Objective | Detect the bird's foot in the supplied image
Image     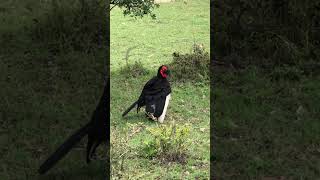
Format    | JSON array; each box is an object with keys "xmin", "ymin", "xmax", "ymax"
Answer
[{"xmin": 146, "ymin": 112, "xmax": 157, "ymax": 121}]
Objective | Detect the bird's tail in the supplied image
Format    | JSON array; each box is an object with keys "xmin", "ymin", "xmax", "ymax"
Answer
[
  {"xmin": 38, "ymin": 123, "xmax": 91, "ymax": 174},
  {"xmin": 122, "ymin": 101, "xmax": 138, "ymax": 117}
]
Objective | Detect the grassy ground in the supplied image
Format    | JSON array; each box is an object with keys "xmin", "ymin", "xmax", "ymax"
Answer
[
  {"xmin": 0, "ymin": 1, "xmax": 107, "ymax": 179},
  {"xmin": 110, "ymin": 0, "xmax": 210, "ymax": 179},
  {"xmin": 110, "ymin": 0, "xmax": 210, "ymax": 70},
  {"xmin": 213, "ymin": 66, "xmax": 320, "ymax": 179}
]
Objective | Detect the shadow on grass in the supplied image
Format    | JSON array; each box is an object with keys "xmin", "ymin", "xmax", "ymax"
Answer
[{"xmin": 36, "ymin": 161, "xmax": 105, "ymax": 180}]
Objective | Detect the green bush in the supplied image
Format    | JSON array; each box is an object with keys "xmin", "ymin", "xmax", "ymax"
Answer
[
  {"xmin": 141, "ymin": 123, "xmax": 190, "ymax": 164},
  {"xmin": 169, "ymin": 43, "xmax": 209, "ymax": 83}
]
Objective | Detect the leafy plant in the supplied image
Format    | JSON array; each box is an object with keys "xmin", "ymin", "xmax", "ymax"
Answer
[
  {"xmin": 169, "ymin": 43, "xmax": 209, "ymax": 83},
  {"xmin": 110, "ymin": 0, "xmax": 160, "ymax": 19},
  {"xmin": 141, "ymin": 122, "xmax": 191, "ymax": 164}
]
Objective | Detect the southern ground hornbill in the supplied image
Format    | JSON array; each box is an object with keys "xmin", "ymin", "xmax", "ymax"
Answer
[{"xmin": 122, "ymin": 65, "xmax": 171, "ymax": 123}]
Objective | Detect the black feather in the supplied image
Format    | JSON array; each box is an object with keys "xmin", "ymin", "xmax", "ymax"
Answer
[
  {"xmin": 122, "ymin": 100, "xmax": 138, "ymax": 117},
  {"xmin": 38, "ymin": 123, "xmax": 91, "ymax": 174}
]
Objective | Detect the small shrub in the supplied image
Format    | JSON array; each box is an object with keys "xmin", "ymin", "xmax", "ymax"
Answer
[
  {"xmin": 141, "ymin": 123, "xmax": 191, "ymax": 164},
  {"xmin": 120, "ymin": 61, "xmax": 149, "ymax": 78},
  {"xmin": 169, "ymin": 43, "xmax": 209, "ymax": 83}
]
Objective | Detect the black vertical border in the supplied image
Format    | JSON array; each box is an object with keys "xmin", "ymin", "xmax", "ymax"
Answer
[
  {"xmin": 210, "ymin": 0, "xmax": 214, "ymax": 179},
  {"xmin": 105, "ymin": 0, "xmax": 111, "ymax": 178}
]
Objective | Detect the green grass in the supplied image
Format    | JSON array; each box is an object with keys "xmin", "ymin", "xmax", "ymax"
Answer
[
  {"xmin": 0, "ymin": 1, "xmax": 107, "ymax": 179},
  {"xmin": 110, "ymin": 0, "xmax": 210, "ymax": 71},
  {"xmin": 110, "ymin": 0, "xmax": 210, "ymax": 179},
  {"xmin": 213, "ymin": 66, "xmax": 320, "ymax": 179}
]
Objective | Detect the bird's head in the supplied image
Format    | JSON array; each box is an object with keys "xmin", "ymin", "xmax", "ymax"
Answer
[{"xmin": 158, "ymin": 65, "xmax": 170, "ymax": 79}]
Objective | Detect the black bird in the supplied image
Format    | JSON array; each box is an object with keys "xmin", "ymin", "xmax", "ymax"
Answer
[
  {"xmin": 38, "ymin": 82, "xmax": 109, "ymax": 174},
  {"xmin": 122, "ymin": 65, "xmax": 171, "ymax": 123}
]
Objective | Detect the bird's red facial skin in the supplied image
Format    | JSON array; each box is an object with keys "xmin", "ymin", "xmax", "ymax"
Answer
[{"xmin": 160, "ymin": 66, "xmax": 167, "ymax": 78}]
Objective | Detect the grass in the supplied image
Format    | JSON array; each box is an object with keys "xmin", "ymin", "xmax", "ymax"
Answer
[
  {"xmin": 110, "ymin": 0, "xmax": 210, "ymax": 71},
  {"xmin": 0, "ymin": 0, "xmax": 107, "ymax": 179},
  {"xmin": 213, "ymin": 66, "xmax": 320, "ymax": 179},
  {"xmin": 110, "ymin": 0, "xmax": 210, "ymax": 179}
]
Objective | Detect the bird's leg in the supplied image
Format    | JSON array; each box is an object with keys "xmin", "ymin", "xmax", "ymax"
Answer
[
  {"xmin": 90, "ymin": 141, "xmax": 102, "ymax": 160},
  {"xmin": 86, "ymin": 136, "xmax": 94, "ymax": 163}
]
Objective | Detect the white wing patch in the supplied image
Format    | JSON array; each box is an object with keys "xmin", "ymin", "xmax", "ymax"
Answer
[{"xmin": 157, "ymin": 93, "xmax": 171, "ymax": 123}]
